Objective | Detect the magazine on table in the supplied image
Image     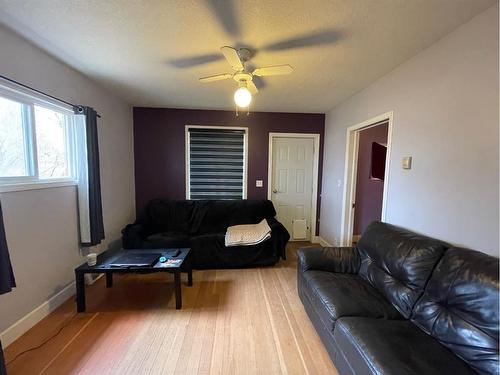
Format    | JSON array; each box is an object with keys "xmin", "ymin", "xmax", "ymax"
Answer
[{"xmin": 157, "ymin": 258, "xmax": 183, "ymax": 268}]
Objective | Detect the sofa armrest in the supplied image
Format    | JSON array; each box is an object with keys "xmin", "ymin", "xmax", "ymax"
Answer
[
  {"xmin": 121, "ymin": 223, "xmax": 145, "ymax": 249},
  {"xmin": 297, "ymin": 246, "xmax": 360, "ymax": 274}
]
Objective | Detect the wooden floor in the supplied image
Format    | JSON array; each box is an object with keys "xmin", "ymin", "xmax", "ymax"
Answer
[{"xmin": 5, "ymin": 243, "xmax": 337, "ymax": 375}]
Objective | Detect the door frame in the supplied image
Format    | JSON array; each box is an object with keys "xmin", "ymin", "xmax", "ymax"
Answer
[
  {"xmin": 267, "ymin": 132, "xmax": 321, "ymax": 242},
  {"xmin": 340, "ymin": 111, "xmax": 394, "ymax": 246}
]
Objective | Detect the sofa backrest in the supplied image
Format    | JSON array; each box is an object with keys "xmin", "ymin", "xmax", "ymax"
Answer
[
  {"xmin": 411, "ymin": 247, "xmax": 499, "ymax": 375},
  {"xmin": 141, "ymin": 199, "xmax": 276, "ymax": 234},
  {"xmin": 143, "ymin": 199, "xmax": 198, "ymax": 234},
  {"xmin": 198, "ymin": 199, "xmax": 276, "ymax": 233},
  {"xmin": 356, "ymin": 221, "xmax": 448, "ymax": 318}
]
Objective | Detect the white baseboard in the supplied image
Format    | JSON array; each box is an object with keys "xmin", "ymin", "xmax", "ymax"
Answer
[{"xmin": 0, "ymin": 281, "xmax": 76, "ymax": 348}]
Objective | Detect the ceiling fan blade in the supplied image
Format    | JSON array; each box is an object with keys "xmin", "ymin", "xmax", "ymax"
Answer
[
  {"xmin": 169, "ymin": 53, "xmax": 222, "ymax": 68},
  {"xmin": 247, "ymin": 80, "xmax": 258, "ymax": 94},
  {"xmin": 199, "ymin": 73, "xmax": 233, "ymax": 83},
  {"xmin": 205, "ymin": 0, "xmax": 240, "ymax": 37},
  {"xmin": 252, "ymin": 65, "xmax": 293, "ymax": 77},
  {"xmin": 221, "ymin": 46, "xmax": 244, "ymax": 71},
  {"xmin": 262, "ymin": 29, "xmax": 342, "ymax": 51},
  {"xmin": 252, "ymin": 75, "xmax": 267, "ymax": 90}
]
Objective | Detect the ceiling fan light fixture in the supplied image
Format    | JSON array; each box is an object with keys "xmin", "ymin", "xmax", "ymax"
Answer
[
  {"xmin": 198, "ymin": 46, "xmax": 293, "ymax": 109},
  {"xmin": 234, "ymin": 86, "xmax": 252, "ymax": 108}
]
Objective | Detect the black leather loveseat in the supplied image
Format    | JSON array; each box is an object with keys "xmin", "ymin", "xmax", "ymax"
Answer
[
  {"xmin": 122, "ymin": 199, "xmax": 290, "ymax": 269},
  {"xmin": 298, "ymin": 221, "xmax": 499, "ymax": 375}
]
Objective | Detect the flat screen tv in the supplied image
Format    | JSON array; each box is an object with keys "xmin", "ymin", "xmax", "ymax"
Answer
[{"xmin": 370, "ymin": 142, "xmax": 387, "ymax": 180}]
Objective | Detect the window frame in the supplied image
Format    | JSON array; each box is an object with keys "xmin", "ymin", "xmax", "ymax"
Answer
[
  {"xmin": 185, "ymin": 125, "xmax": 248, "ymax": 200},
  {"xmin": 0, "ymin": 81, "xmax": 78, "ymax": 192}
]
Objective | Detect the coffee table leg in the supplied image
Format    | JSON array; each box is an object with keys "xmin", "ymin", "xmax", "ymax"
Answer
[
  {"xmin": 174, "ymin": 271, "xmax": 182, "ymax": 309},
  {"xmin": 106, "ymin": 273, "xmax": 113, "ymax": 288},
  {"xmin": 186, "ymin": 253, "xmax": 193, "ymax": 287},
  {"xmin": 76, "ymin": 272, "xmax": 86, "ymax": 312}
]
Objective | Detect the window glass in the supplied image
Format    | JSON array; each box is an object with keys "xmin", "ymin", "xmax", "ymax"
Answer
[
  {"xmin": 0, "ymin": 96, "xmax": 30, "ymax": 177},
  {"xmin": 188, "ymin": 128, "xmax": 246, "ymax": 200},
  {"xmin": 34, "ymin": 105, "xmax": 70, "ymax": 179}
]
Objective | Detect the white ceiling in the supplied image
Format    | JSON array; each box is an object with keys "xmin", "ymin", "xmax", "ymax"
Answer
[{"xmin": 0, "ymin": 0, "xmax": 495, "ymax": 113}]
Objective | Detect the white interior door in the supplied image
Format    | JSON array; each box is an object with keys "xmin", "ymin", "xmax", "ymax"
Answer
[{"xmin": 271, "ymin": 137, "xmax": 314, "ymax": 241}]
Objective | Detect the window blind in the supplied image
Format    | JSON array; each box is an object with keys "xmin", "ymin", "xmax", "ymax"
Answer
[{"xmin": 188, "ymin": 128, "xmax": 245, "ymax": 200}]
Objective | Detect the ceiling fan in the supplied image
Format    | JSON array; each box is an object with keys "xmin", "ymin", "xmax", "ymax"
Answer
[{"xmin": 199, "ymin": 46, "xmax": 293, "ymax": 108}]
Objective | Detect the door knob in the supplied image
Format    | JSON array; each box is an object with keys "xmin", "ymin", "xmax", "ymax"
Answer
[{"xmin": 273, "ymin": 189, "xmax": 278, "ymax": 193}]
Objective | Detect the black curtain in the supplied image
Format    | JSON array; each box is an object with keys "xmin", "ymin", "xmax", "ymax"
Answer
[
  {"xmin": 0, "ymin": 199, "xmax": 15, "ymax": 374},
  {"xmin": 0, "ymin": 200, "xmax": 15, "ymax": 295},
  {"xmin": 74, "ymin": 106, "xmax": 105, "ymax": 246}
]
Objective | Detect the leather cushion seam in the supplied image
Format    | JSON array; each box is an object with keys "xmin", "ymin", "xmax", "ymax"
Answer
[
  {"xmin": 332, "ymin": 333, "xmax": 358, "ymax": 375},
  {"xmin": 301, "ymin": 277, "xmax": 335, "ymax": 327},
  {"xmin": 337, "ymin": 322, "xmax": 382, "ymax": 375}
]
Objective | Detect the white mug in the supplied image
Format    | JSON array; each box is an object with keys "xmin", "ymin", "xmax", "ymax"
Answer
[{"xmin": 87, "ymin": 253, "xmax": 97, "ymax": 266}]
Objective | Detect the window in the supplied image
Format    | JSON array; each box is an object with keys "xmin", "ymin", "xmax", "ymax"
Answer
[
  {"xmin": 0, "ymin": 96, "xmax": 31, "ymax": 177},
  {"xmin": 0, "ymin": 83, "xmax": 76, "ymax": 187},
  {"xmin": 186, "ymin": 127, "xmax": 247, "ymax": 200}
]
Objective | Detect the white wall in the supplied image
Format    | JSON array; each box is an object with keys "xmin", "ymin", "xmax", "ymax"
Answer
[
  {"xmin": 0, "ymin": 24, "xmax": 135, "ymax": 335},
  {"xmin": 320, "ymin": 4, "xmax": 499, "ymax": 256}
]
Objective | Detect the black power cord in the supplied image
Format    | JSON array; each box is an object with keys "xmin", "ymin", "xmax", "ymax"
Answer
[{"xmin": 5, "ymin": 312, "xmax": 78, "ymax": 366}]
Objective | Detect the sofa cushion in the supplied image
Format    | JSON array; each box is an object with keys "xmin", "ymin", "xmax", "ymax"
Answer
[
  {"xmin": 146, "ymin": 232, "xmax": 191, "ymax": 248},
  {"xmin": 411, "ymin": 247, "xmax": 499, "ymax": 375},
  {"xmin": 300, "ymin": 270, "xmax": 402, "ymax": 331},
  {"xmin": 357, "ymin": 221, "xmax": 448, "ymax": 318},
  {"xmin": 334, "ymin": 317, "xmax": 476, "ymax": 375}
]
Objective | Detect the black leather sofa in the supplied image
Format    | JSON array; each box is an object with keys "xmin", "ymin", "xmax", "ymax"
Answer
[
  {"xmin": 298, "ymin": 221, "xmax": 499, "ymax": 375},
  {"xmin": 122, "ymin": 199, "xmax": 290, "ymax": 269}
]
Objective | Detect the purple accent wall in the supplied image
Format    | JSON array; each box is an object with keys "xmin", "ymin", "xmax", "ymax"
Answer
[
  {"xmin": 353, "ymin": 123, "xmax": 389, "ymax": 235},
  {"xmin": 133, "ymin": 107, "xmax": 325, "ymax": 234}
]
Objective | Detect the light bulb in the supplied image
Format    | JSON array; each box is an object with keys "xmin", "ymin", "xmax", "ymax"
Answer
[{"xmin": 234, "ymin": 87, "xmax": 252, "ymax": 108}]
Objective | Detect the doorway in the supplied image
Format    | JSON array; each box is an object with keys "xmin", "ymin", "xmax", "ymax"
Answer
[
  {"xmin": 340, "ymin": 112, "xmax": 393, "ymax": 246},
  {"xmin": 268, "ymin": 133, "xmax": 320, "ymax": 241}
]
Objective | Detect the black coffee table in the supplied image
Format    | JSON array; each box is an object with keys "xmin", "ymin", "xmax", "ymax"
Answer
[{"xmin": 74, "ymin": 248, "xmax": 192, "ymax": 312}]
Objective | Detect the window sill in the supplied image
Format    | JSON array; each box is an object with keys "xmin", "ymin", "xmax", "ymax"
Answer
[{"xmin": 0, "ymin": 180, "xmax": 78, "ymax": 193}]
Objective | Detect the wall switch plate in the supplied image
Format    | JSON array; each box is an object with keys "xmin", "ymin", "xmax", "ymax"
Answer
[
  {"xmin": 256, "ymin": 180, "xmax": 263, "ymax": 187},
  {"xmin": 402, "ymin": 156, "xmax": 412, "ymax": 169}
]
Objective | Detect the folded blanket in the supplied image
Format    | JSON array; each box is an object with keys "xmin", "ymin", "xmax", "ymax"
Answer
[{"xmin": 225, "ymin": 219, "xmax": 272, "ymax": 247}]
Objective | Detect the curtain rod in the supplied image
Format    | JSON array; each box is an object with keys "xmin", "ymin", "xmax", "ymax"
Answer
[{"xmin": 0, "ymin": 74, "xmax": 101, "ymax": 118}]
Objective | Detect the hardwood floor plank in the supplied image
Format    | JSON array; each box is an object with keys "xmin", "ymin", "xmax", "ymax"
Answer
[
  {"xmin": 208, "ymin": 271, "xmax": 234, "ymax": 375},
  {"xmin": 3, "ymin": 308, "xmax": 94, "ymax": 375},
  {"xmin": 4, "ymin": 243, "xmax": 337, "ymax": 375}
]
